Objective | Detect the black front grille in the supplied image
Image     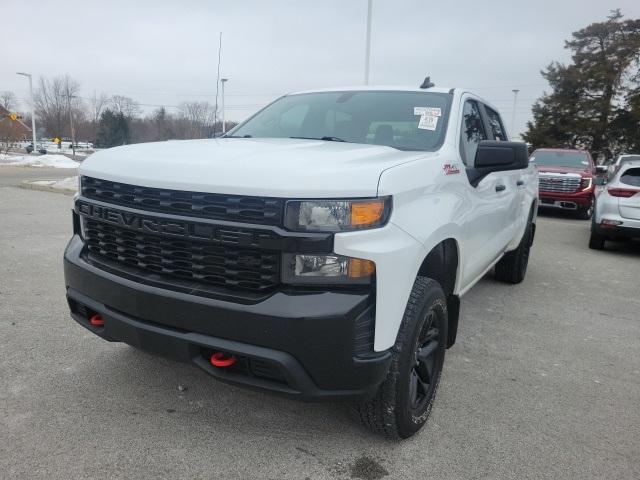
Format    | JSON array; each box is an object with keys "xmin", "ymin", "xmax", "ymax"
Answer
[
  {"xmin": 83, "ymin": 218, "xmax": 280, "ymax": 292},
  {"xmin": 81, "ymin": 176, "xmax": 284, "ymax": 226}
]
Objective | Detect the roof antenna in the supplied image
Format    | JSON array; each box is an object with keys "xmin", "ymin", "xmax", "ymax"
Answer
[
  {"xmin": 420, "ymin": 76, "xmax": 435, "ymax": 89},
  {"xmin": 213, "ymin": 31, "xmax": 222, "ymax": 137}
]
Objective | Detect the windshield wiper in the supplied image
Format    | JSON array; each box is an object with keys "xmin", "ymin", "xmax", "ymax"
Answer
[
  {"xmin": 290, "ymin": 136, "xmax": 348, "ymax": 143},
  {"xmin": 224, "ymin": 134, "xmax": 252, "ymax": 138}
]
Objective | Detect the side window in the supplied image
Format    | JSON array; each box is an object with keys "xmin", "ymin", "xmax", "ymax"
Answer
[
  {"xmin": 459, "ymin": 100, "xmax": 487, "ymax": 165},
  {"xmin": 485, "ymin": 106, "xmax": 508, "ymax": 141}
]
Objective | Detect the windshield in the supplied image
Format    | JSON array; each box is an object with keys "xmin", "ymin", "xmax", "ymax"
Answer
[
  {"xmin": 229, "ymin": 91, "xmax": 451, "ymax": 151},
  {"xmin": 531, "ymin": 150, "xmax": 590, "ymax": 169}
]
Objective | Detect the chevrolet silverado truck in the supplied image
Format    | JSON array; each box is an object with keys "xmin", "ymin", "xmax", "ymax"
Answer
[
  {"xmin": 64, "ymin": 85, "xmax": 538, "ymax": 438},
  {"xmin": 531, "ymin": 148, "xmax": 603, "ymax": 219}
]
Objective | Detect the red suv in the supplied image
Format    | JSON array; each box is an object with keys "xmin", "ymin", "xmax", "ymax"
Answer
[{"xmin": 531, "ymin": 148, "xmax": 597, "ymax": 219}]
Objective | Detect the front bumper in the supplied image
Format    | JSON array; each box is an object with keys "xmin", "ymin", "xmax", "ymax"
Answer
[
  {"xmin": 539, "ymin": 189, "xmax": 594, "ymax": 210},
  {"xmin": 64, "ymin": 235, "xmax": 391, "ymax": 401}
]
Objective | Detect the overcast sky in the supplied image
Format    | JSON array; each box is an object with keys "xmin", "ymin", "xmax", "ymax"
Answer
[{"xmin": 3, "ymin": 0, "xmax": 639, "ymax": 136}]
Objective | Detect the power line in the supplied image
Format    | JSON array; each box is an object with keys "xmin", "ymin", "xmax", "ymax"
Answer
[{"xmin": 15, "ymin": 95, "xmax": 266, "ymax": 109}]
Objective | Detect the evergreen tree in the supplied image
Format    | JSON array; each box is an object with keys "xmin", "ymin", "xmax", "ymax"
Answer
[
  {"xmin": 152, "ymin": 107, "xmax": 174, "ymax": 141},
  {"xmin": 95, "ymin": 109, "xmax": 130, "ymax": 147},
  {"xmin": 524, "ymin": 10, "xmax": 640, "ymax": 158}
]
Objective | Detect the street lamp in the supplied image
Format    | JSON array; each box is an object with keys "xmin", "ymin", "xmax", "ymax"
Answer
[
  {"xmin": 16, "ymin": 72, "xmax": 37, "ymax": 152},
  {"xmin": 511, "ymin": 89, "xmax": 520, "ymax": 139},
  {"xmin": 221, "ymin": 78, "xmax": 228, "ymax": 133}
]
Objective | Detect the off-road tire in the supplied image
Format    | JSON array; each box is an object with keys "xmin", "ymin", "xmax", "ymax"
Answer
[
  {"xmin": 494, "ymin": 220, "xmax": 533, "ymax": 284},
  {"xmin": 353, "ymin": 277, "xmax": 447, "ymax": 439}
]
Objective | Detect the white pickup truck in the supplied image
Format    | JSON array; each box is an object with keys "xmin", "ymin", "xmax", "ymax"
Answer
[{"xmin": 64, "ymin": 84, "xmax": 538, "ymax": 438}]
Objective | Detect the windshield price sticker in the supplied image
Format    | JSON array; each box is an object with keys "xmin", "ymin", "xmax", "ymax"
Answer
[
  {"xmin": 418, "ymin": 114, "xmax": 438, "ymax": 130},
  {"xmin": 414, "ymin": 107, "xmax": 441, "ymax": 117}
]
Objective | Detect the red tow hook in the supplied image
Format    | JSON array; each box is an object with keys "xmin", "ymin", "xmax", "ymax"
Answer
[
  {"xmin": 210, "ymin": 352, "xmax": 237, "ymax": 368},
  {"xmin": 89, "ymin": 314, "xmax": 105, "ymax": 327}
]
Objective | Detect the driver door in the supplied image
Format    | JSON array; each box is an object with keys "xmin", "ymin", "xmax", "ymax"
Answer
[{"xmin": 458, "ymin": 98, "xmax": 517, "ymax": 286}]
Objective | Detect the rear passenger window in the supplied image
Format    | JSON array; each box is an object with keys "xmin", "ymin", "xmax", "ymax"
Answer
[
  {"xmin": 459, "ymin": 100, "xmax": 487, "ymax": 165},
  {"xmin": 620, "ymin": 168, "xmax": 640, "ymax": 187},
  {"xmin": 485, "ymin": 106, "xmax": 508, "ymax": 141}
]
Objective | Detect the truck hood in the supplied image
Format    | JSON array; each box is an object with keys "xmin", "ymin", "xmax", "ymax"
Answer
[
  {"xmin": 80, "ymin": 138, "xmax": 432, "ymax": 198},
  {"xmin": 536, "ymin": 165, "xmax": 592, "ymax": 177}
]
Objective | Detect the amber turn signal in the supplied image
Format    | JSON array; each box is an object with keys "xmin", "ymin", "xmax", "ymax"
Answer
[
  {"xmin": 351, "ymin": 199, "xmax": 386, "ymax": 227},
  {"xmin": 348, "ymin": 258, "xmax": 376, "ymax": 278}
]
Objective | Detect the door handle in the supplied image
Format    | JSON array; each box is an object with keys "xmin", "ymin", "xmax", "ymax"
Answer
[
  {"xmin": 495, "ymin": 185, "xmax": 506, "ymax": 192},
  {"xmin": 516, "ymin": 180, "xmax": 525, "ymax": 186}
]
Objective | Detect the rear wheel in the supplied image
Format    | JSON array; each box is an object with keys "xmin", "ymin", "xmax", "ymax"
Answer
[
  {"xmin": 589, "ymin": 215, "xmax": 606, "ymax": 250},
  {"xmin": 588, "ymin": 232, "xmax": 606, "ymax": 250},
  {"xmin": 353, "ymin": 277, "xmax": 447, "ymax": 439},
  {"xmin": 495, "ymin": 220, "xmax": 533, "ymax": 284}
]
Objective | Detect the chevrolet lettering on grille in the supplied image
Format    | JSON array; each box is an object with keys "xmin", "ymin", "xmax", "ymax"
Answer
[{"xmin": 77, "ymin": 200, "xmax": 262, "ymax": 247}]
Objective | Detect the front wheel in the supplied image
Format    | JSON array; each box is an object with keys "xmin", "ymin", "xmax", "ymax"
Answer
[
  {"xmin": 577, "ymin": 198, "xmax": 594, "ymax": 220},
  {"xmin": 353, "ymin": 277, "xmax": 447, "ymax": 439}
]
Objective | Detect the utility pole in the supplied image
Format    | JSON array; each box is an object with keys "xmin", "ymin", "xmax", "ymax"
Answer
[
  {"xmin": 511, "ymin": 89, "xmax": 520, "ymax": 139},
  {"xmin": 16, "ymin": 72, "xmax": 37, "ymax": 152},
  {"xmin": 221, "ymin": 78, "xmax": 228, "ymax": 133},
  {"xmin": 66, "ymin": 93, "xmax": 76, "ymax": 158},
  {"xmin": 364, "ymin": 0, "xmax": 373, "ymax": 85}
]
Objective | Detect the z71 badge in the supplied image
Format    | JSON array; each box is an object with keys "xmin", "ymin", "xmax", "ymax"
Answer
[{"xmin": 443, "ymin": 163, "xmax": 461, "ymax": 175}]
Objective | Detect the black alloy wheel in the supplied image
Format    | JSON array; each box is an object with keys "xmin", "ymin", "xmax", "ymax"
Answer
[{"xmin": 410, "ymin": 309, "xmax": 444, "ymax": 414}]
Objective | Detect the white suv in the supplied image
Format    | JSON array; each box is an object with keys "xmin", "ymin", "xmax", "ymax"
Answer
[
  {"xmin": 590, "ymin": 159, "xmax": 640, "ymax": 249},
  {"xmin": 64, "ymin": 85, "xmax": 538, "ymax": 438}
]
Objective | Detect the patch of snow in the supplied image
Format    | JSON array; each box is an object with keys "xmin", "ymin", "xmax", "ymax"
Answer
[
  {"xmin": 24, "ymin": 176, "xmax": 78, "ymax": 193},
  {"xmin": 0, "ymin": 153, "xmax": 80, "ymax": 169}
]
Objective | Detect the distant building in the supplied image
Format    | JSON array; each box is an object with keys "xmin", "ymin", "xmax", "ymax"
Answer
[{"xmin": 0, "ymin": 105, "xmax": 32, "ymax": 140}]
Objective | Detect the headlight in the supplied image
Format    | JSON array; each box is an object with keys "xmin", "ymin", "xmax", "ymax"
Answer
[
  {"xmin": 284, "ymin": 197, "xmax": 391, "ymax": 232},
  {"xmin": 282, "ymin": 254, "xmax": 375, "ymax": 285},
  {"xmin": 581, "ymin": 177, "xmax": 592, "ymax": 190}
]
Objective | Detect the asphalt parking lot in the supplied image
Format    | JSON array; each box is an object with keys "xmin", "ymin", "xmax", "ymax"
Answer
[{"xmin": 1, "ymin": 168, "xmax": 639, "ymax": 480}]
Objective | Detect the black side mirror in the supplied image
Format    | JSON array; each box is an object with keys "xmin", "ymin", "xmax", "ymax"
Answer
[
  {"xmin": 468, "ymin": 140, "xmax": 529, "ymax": 186},
  {"xmin": 474, "ymin": 140, "xmax": 529, "ymax": 169}
]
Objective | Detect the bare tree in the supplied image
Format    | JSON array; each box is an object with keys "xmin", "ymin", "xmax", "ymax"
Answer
[
  {"xmin": 109, "ymin": 95, "xmax": 140, "ymax": 118},
  {"xmin": 86, "ymin": 91, "xmax": 110, "ymax": 140},
  {"xmin": 34, "ymin": 75, "xmax": 81, "ymax": 139},
  {"xmin": 0, "ymin": 91, "xmax": 18, "ymax": 111},
  {"xmin": 89, "ymin": 92, "xmax": 110, "ymax": 124},
  {"xmin": 177, "ymin": 101, "xmax": 215, "ymax": 138}
]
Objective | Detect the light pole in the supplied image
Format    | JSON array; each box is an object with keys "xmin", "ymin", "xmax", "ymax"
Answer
[
  {"xmin": 221, "ymin": 78, "xmax": 228, "ymax": 133},
  {"xmin": 511, "ymin": 89, "xmax": 520, "ymax": 139},
  {"xmin": 16, "ymin": 72, "xmax": 37, "ymax": 152},
  {"xmin": 364, "ymin": 0, "xmax": 373, "ymax": 85}
]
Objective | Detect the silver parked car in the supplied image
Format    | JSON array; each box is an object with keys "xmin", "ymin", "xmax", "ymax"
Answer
[
  {"xmin": 590, "ymin": 159, "xmax": 640, "ymax": 249},
  {"xmin": 607, "ymin": 154, "xmax": 640, "ymax": 178}
]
